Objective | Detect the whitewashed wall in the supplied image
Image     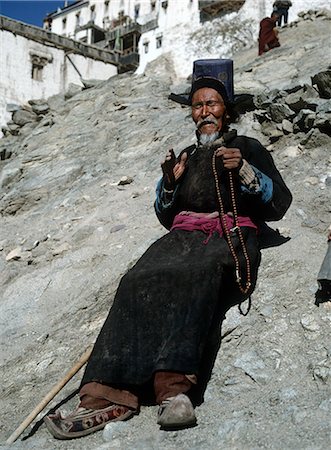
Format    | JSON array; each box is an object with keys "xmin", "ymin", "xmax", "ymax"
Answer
[
  {"xmin": 137, "ymin": 0, "xmax": 200, "ymax": 74},
  {"xmin": 47, "ymin": 0, "xmax": 331, "ymax": 79},
  {"xmin": 50, "ymin": 0, "xmax": 161, "ymax": 35},
  {"xmin": 48, "ymin": 1, "xmax": 201, "ymax": 74},
  {"xmin": 0, "ymin": 28, "xmax": 117, "ymax": 133}
]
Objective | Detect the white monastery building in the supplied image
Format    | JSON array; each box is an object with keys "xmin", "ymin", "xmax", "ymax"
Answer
[
  {"xmin": 1, "ymin": 0, "xmax": 330, "ymax": 134},
  {"xmin": 0, "ymin": 15, "xmax": 118, "ymax": 133},
  {"xmin": 43, "ymin": 0, "xmax": 330, "ymax": 75}
]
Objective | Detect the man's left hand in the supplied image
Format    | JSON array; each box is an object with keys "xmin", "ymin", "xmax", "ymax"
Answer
[{"xmin": 215, "ymin": 146, "xmax": 243, "ymax": 170}]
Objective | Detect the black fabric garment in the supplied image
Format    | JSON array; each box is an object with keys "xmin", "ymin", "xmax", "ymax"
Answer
[
  {"xmin": 81, "ymin": 132, "xmax": 292, "ymax": 401},
  {"xmin": 156, "ymin": 133, "xmax": 292, "ymax": 230},
  {"xmin": 82, "ymin": 228, "xmax": 260, "ymax": 390}
]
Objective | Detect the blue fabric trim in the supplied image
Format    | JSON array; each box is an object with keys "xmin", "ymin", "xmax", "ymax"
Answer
[
  {"xmin": 241, "ymin": 165, "xmax": 273, "ymax": 203},
  {"xmin": 155, "ymin": 178, "xmax": 179, "ymax": 213}
]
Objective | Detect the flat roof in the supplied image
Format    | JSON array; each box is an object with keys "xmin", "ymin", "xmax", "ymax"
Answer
[{"xmin": 45, "ymin": 1, "xmax": 89, "ymax": 20}]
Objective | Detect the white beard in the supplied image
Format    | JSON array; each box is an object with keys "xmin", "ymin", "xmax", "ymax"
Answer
[{"xmin": 199, "ymin": 132, "xmax": 219, "ymax": 145}]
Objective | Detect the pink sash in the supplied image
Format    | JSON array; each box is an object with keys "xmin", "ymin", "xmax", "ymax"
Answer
[{"xmin": 171, "ymin": 211, "xmax": 257, "ymax": 244}]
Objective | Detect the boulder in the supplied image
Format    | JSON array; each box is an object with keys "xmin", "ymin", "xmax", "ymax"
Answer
[
  {"xmin": 311, "ymin": 70, "xmax": 331, "ymax": 99},
  {"xmin": 285, "ymin": 84, "xmax": 319, "ymax": 113},
  {"xmin": 30, "ymin": 103, "xmax": 50, "ymax": 115},
  {"xmin": 6, "ymin": 103, "xmax": 20, "ymax": 113},
  {"xmin": 293, "ymin": 109, "xmax": 316, "ymax": 132},
  {"xmin": 268, "ymin": 103, "xmax": 296, "ymax": 123},
  {"xmin": 12, "ymin": 109, "xmax": 38, "ymax": 126},
  {"xmin": 282, "ymin": 119, "xmax": 293, "ymax": 134},
  {"xmin": 314, "ymin": 112, "xmax": 331, "ymax": 135},
  {"xmin": 300, "ymin": 128, "xmax": 330, "ymax": 148}
]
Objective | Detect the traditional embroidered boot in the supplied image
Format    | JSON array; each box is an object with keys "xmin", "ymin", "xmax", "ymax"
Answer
[{"xmin": 44, "ymin": 404, "xmax": 135, "ymax": 439}]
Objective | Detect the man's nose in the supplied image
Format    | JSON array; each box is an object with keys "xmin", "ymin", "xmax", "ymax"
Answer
[{"xmin": 201, "ymin": 104, "xmax": 210, "ymax": 116}]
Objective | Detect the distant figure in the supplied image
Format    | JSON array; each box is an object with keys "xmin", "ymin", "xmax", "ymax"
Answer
[
  {"xmin": 273, "ymin": 0, "xmax": 292, "ymax": 26},
  {"xmin": 315, "ymin": 225, "xmax": 331, "ymax": 305},
  {"xmin": 258, "ymin": 12, "xmax": 280, "ymax": 56}
]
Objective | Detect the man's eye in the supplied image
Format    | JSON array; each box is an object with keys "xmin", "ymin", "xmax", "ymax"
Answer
[
  {"xmin": 192, "ymin": 101, "xmax": 220, "ymax": 110},
  {"xmin": 192, "ymin": 103, "xmax": 203, "ymax": 109}
]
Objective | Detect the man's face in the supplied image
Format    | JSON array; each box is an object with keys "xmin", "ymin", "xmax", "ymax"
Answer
[{"xmin": 191, "ymin": 87, "xmax": 226, "ymax": 136}]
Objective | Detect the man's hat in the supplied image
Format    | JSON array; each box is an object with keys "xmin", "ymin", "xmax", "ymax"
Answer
[
  {"xmin": 169, "ymin": 58, "xmax": 254, "ymax": 113},
  {"xmin": 188, "ymin": 59, "xmax": 234, "ymax": 104}
]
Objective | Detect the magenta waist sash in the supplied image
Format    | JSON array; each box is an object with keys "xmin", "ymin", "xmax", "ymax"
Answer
[{"xmin": 170, "ymin": 212, "xmax": 257, "ymax": 244}]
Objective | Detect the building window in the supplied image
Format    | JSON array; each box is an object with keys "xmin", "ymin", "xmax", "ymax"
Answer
[
  {"xmin": 104, "ymin": 0, "xmax": 109, "ymax": 15},
  {"xmin": 62, "ymin": 18, "xmax": 67, "ymax": 31},
  {"xmin": 134, "ymin": 4, "xmax": 140, "ymax": 19},
  {"xmin": 161, "ymin": 1, "xmax": 168, "ymax": 9},
  {"xmin": 156, "ymin": 35, "xmax": 162, "ymax": 48},
  {"xmin": 30, "ymin": 53, "xmax": 51, "ymax": 81},
  {"xmin": 143, "ymin": 41, "xmax": 149, "ymax": 53},
  {"xmin": 90, "ymin": 5, "xmax": 96, "ymax": 21},
  {"xmin": 151, "ymin": 1, "xmax": 156, "ymax": 11},
  {"xmin": 44, "ymin": 17, "xmax": 52, "ymax": 31},
  {"xmin": 103, "ymin": 16, "xmax": 111, "ymax": 28},
  {"xmin": 31, "ymin": 63, "xmax": 43, "ymax": 81},
  {"xmin": 76, "ymin": 12, "xmax": 81, "ymax": 27}
]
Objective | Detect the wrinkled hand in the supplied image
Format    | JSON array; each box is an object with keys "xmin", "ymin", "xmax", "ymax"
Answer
[
  {"xmin": 161, "ymin": 150, "xmax": 187, "ymax": 189},
  {"xmin": 215, "ymin": 146, "xmax": 243, "ymax": 170}
]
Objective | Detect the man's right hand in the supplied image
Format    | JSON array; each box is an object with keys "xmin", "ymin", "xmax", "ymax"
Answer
[{"xmin": 161, "ymin": 150, "xmax": 187, "ymax": 190}]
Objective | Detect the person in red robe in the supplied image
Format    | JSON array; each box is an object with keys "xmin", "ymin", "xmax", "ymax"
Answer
[{"xmin": 258, "ymin": 12, "xmax": 280, "ymax": 56}]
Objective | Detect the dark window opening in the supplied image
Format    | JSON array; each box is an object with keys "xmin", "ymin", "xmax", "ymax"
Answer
[
  {"xmin": 143, "ymin": 41, "xmax": 149, "ymax": 53},
  {"xmin": 32, "ymin": 64, "xmax": 43, "ymax": 81},
  {"xmin": 90, "ymin": 5, "xmax": 96, "ymax": 21},
  {"xmin": 122, "ymin": 34, "xmax": 134, "ymax": 54},
  {"xmin": 156, "ymin": 35, "xmax": 162, "ymax": 48},
  {"xmin": 91, "ymin": 28, "xmax": 106, "ymax": 44},
  {"xmin": 135, "ymin": 4, "xmax": 140, "ymax": 19}
]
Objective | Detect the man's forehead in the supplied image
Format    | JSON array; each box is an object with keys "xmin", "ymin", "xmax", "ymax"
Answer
[{"xmin": 192, "ymin": 87, "xmax": 224, "ymax": 101}]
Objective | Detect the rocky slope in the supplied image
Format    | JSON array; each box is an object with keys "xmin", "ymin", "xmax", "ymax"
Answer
[{"xmin": 0, "ymin": 9, "xmax": 330, "ymax": 450}]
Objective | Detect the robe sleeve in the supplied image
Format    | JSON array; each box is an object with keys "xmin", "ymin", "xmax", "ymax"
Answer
[
  {"xmin": 239, "ymin": 160, "xmax": 273, "ymax": 203},
  {"xmin": 154, "ymin": 178, "xmax": 180, "ymax": 230},
  {"xmin": 237, "ymin": 136, "xmax": 292, "ymax": 222}
]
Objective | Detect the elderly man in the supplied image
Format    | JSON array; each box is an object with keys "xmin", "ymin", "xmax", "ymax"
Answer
[{"xmin": 45, "ymin": 59, "xmax": 292, "ymax": 439}]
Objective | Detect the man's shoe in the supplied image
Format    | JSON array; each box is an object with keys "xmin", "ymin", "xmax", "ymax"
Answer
[
  {"xmin": 157, "ymin": 393, "xmax": 197, "ymax": 429},
  {"xmin": 44, "ymin": 404, "xmax": 134, "ymax": 439}
]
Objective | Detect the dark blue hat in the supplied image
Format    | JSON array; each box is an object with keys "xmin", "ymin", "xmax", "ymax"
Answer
[{"xmin": 189, "ymin": 59, "xmax": 234, "ymax": 104}]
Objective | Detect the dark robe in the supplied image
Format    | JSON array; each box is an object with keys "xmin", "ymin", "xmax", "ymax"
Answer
[
  {"xmin": 81, "ymin": 132, "xmax": 292, "ymax": 403},
  {"xmin": 258, "ymin": 18, "xmax": 280, "ymax": 56}
]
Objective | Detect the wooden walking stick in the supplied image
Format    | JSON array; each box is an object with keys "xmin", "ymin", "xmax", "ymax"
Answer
[{"xmin": 6, "ymin": 346, "xmax": 92, "ymax": 445}]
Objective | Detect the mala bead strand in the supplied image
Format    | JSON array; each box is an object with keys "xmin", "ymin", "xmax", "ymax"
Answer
[{"xmin": 212, "ymin": 150, "xmax": 251, "ymax": 294}]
